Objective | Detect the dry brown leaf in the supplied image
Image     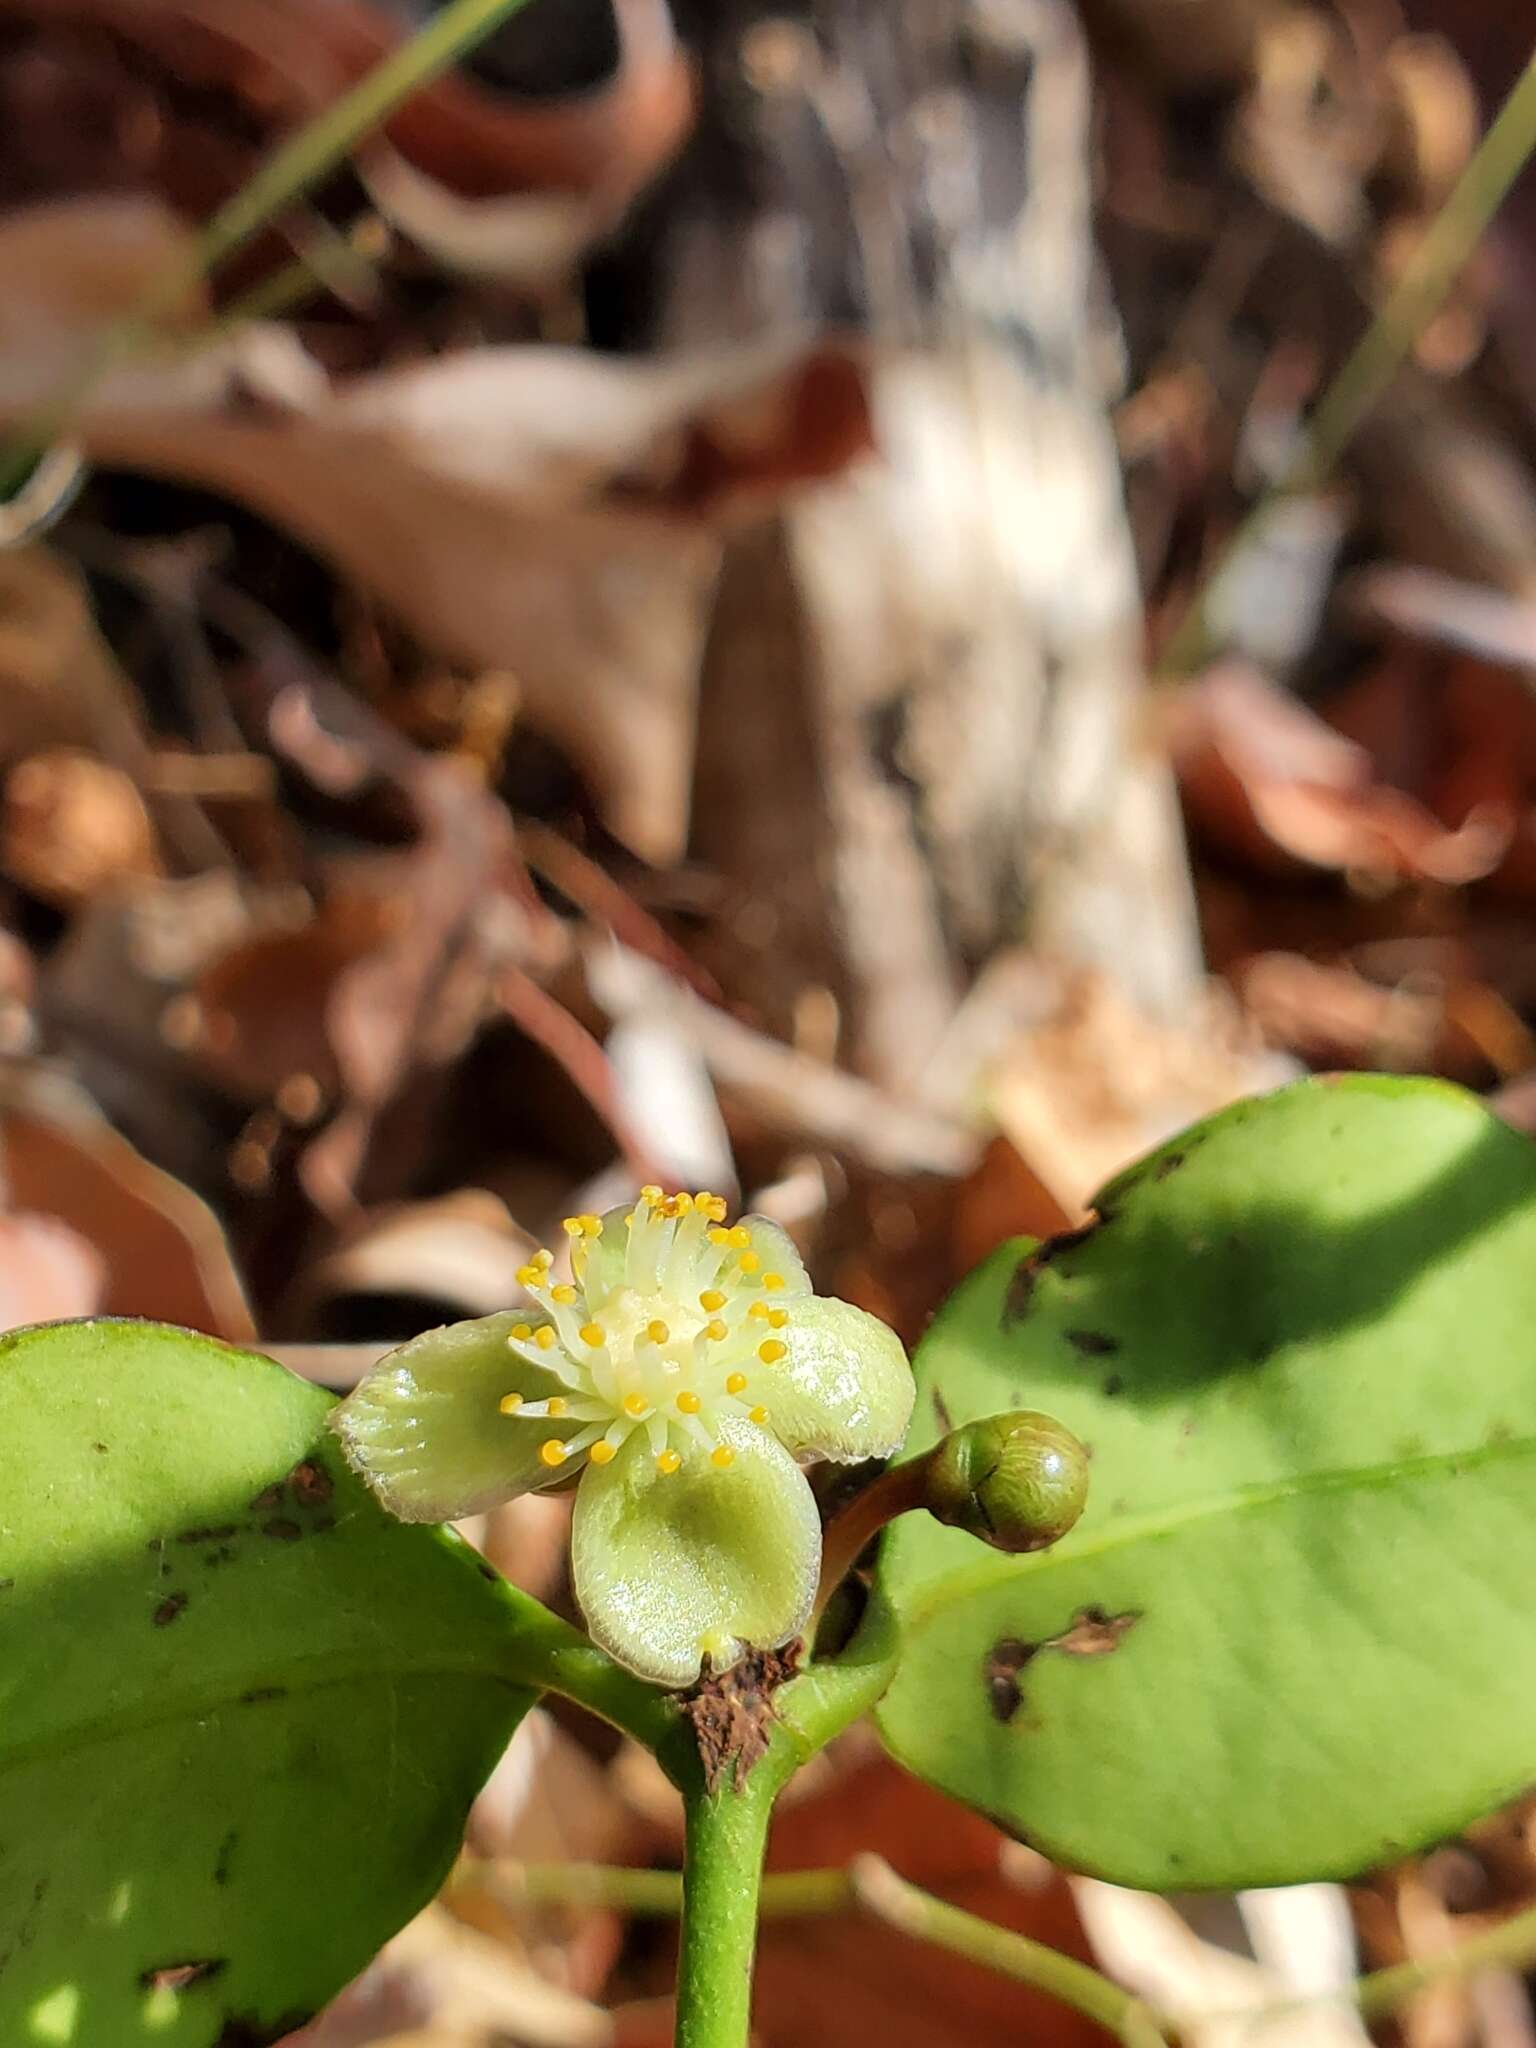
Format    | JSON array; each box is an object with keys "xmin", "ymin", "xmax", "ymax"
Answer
[
  {"xmin": 0, "ymin": 1210, "xmax": 104, "ymax": 1327},
  {"xmin": 1169, "ymin": 660, "xmax": 1510, "ymax": 885},
  {"xmin": 295, "ymin": 1188, "xmax": 534, "ymax": 1323},
  {"xmin": 0, "ymin": 1066, "xmax": 253, "ymax": 1338}
]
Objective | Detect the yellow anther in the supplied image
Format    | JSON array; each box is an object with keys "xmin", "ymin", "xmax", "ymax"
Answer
[
  {"xmin": 705, "ymin": 1319, "xmax": 729, "ymax": 1342},
  {"xmin": 623, "ymin": 1392, "xmax": 650, "ymax": 1418},
  {"xmin": 758, "ymin": 1339, "xmax": 787, "ymax": 1365},
  {"xmin": 550, "ymin": 1283, "xmax": 577, "ymax": 1305},
  {"xmin": 728, "ymin": 1225, "xmax": 751, "ymax": 1249},
  {"xmin": 677, "ymin": 1391, "xmax": 703, "ymax": 1414},
  {"xmin": 749, "ymin": 1405, "xmax": 769, "ymax": 1426},
  {"xmin": 763, "ymin": 1272, "xmax": 786, "ymax": 1291},
  {"xmin": 646, "ymin": 1319, "xmax": 671, "ymax": 1345},
  {"xmin": 516, "ymin": 1264, "xmax": 544, "ymax": 1289},
  {"xmin": 589, "ymin": 1439, "xmax": 617, "ymax": 1466},
  {"xmin": 673, "ymin": 1192, "xmax": 695, "ymax": 1214},
  {"xmin": 510, "ymin": 1323, "xmax": 533, "ymax": 1342},
  {"xmin": 546, "ymin": 1396, "xmax": 567, "ymax": 1417},
  {"xmin": 694, "ymin": 1189, "xmax": 715, "ymax": 1209},
  {"xmin": 640, "ymin": 1184, "xmax": 663, "ymax": 1202},
  {"xmin": 580, "ymin": 1322, "xmax": 605, "ymax": 1348},
  {"xmin": 725, "ymin": 1372, "xmax": 749, "ymax": 1395},
  {"xmin": 539, "ymin": 1439, "xmax": 568, "ymax": 1467},
  {"xmin": 699, "ymin": 1289, "xmax": 726, "ymax": 1312},
  {"xmin": 768, "ymin": 1308, "xmax": 790, "ymax": 1330},
  {"xmin": 710, "ymin": 1445, "xmax": 735, "ymax": 1470},
  {"xmin": 499, "ymin": 1392, "xmax": 523, "ymax": 1414},
  {"xmin": 738, "ymin": 1251, "xmax": 761, "ymax": 1275},
  {"xmin": 707, "ymin": 1225, "xmax": 733, "ymax": 1246},
  {"xmin": 748, "ymin": 1301, "xmax": 771, "ymax": 1321},
  {"xmin": 581, "ymin": 1214, "xmax": 603, "ymax": 1236},
  {"xmin": 534, "ymin": 1326, "xmax": 557, "ymax": 1351},
  {"xmin": 656, "ymin": 1449, "xmax": 683, "ymax": 1476},
  {"xmin": 561, "ymin": 1216, "xmax": 585, "ymax": 1237},
  {"xmin": 533, "ymin": 1248, "xmax": 554, "ymax": 1268}
]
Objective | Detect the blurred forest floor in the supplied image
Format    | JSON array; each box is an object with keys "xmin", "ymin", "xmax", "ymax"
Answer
[{"xmin": 3, "ymin": 1, "xmax": 1536, "ymax": 2044}]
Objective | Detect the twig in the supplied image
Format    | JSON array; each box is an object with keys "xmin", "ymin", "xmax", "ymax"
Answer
[{"xmin": 1161, "ymin": 41, "xmax": 1536, "ymax": 676}]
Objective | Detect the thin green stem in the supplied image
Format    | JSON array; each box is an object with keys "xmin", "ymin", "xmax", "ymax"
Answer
[
  {"xmin": 1160, "ymin": 39, "xmax": 1536, "ymax": 678},
  {"xmin": 0, "ymin": 0, "xmax": 536, "ymax": 496},
  {"xmin": 1350, "ymin": 1896, "xmax": 1536, "ymax": 2023},
  {"xmin": 470, "ymin": 1859, "xmax": 850, "ymax": 1918},
  {"xmin": 675, "ymin": 1774, "xmax": 778, "ymax": 2048},
  {"xmin": 813, "ymin": 1458, "xmax": 930, "ymax": 1620},
  {"xmin": 492, "ymin": 1587, "xmax": 677, "ymax": 1754}
]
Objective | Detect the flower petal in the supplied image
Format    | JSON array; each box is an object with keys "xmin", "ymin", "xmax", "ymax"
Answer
[
  {"xmin": 761, "ymin": 1295, "xmax": 914, "ymax": 1462},
  {"xmin": 330, "ymin": 1311, "xmax": 572, "ymax": 1522},
  {"xmin": 740, "ymin": 1216, "xmax": 811, "ymax": 1294},
  {"xmin": 570, "ymin": 1414, "xmax": 820, "ymax": 1686}
]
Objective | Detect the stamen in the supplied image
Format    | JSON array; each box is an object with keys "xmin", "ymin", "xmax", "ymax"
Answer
[
  {"xmin": 639, "ymin": 1184, "xmax": 663, "ymax": 1206},
  {"xmin": 510, "ymin": 1323, "xmax": 533, "ymax": 1342},
  {"xmin": 516, "ymin": 1263, "xmax": 545, "ymax": 1289},
  {"xmin": 707, "ymin": 1226, "xmax": 733, "ymax": 1247},
  {"xmin": 763, "ymin": 1272, "xmax": 786, "ymax": 1291},
  {"xmin": 768, "ymin": 1308, "xmax": 790, "ymax": 1329},
  {"xmin": 623, "ymin": 1393, "xmax": 650, "ymax": 1418},
  {"xmin": 710, "ymin": 1445, "xmax": 735, "ymax": 1469},
  {"xmin": 738, "ymin": 1251, "xmax": 761, "ymax": 1275},
  {"xmin": 589, "ymin": 1439, "xmax": 617, "ymax": 1465},
  {"xmin": 645, "ymin": 1319, "xmax": 670, "ymax": 1345},
  {"xmin": 677, "ymin": 1391, "xmax": 702, "ymax": 1414},
  {"xmin": 758, "ymin": 1339, "xmax": 787, "ymax": 1364},
  {"xmin": 550, "ymin": 1283, "xmax": 577, "ymax": 1305},
  {"xmin": 656, "ymin": 1449, "xmax": 683, "ymax": 1476},
  {"xmin": 699, "ymin": 1289, "xmax": 726, "ymax": 1312},
  {"xmin": 547, "ymin": 1396, "xmax": 567, "ymax": 1417},
  {"xmin": 749, "ymin": 1405, "xmax": 769, "ymax": 1425},
  {"xmin": 728, "ymin": 1226, "xmax": 751, "ymax": 1249},
  {"xmin": 579, "ymin": 1323, "xmax": 605, "ymax": 1348},
  {"xmin": 704, "ymin": 1318, "xmax": 729, "ymax": 1342},
  {"xmin": 539, "ymin": 1439, "xmax": 568, "ymax": 1467},
  {"xmin": 748, "ymin": 1302, "xmax": 771, "ymax": 1321},
  {"xmin": 499, "ymin": 1392, "xmax": 523, "ymax": 1414},
  {"xmin": 561, "ymin": 1216, "xmax": 585, "ymax": 1237},
  {"xmin": 725, "ymin": 1372, "xmax": 749, "ymax": 1395},
  {"xmin": 534, "ymin": 1326, "xmax": 557, "ymax": 1351}
]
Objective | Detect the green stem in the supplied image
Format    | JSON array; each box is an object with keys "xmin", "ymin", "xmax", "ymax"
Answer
[
  {"xmin": 848, "ymin": 1857, "xmax": 1168, "ymax": 2048},
  {"xmin": 493, "ymin": 1586, "xmax": 677, "ymax": 1754},
  {"xmin": 1351, "ymin": 1897, "xmax": 1536, "ymax": 2023},
  {"xmin": 470, "ymin": 1859, "xmax": 851, "ymax": 1917},
  {"xmin": 1160, "ymin": 39, "xmax": 1536, "ymax": 678},
  {"xmin": 676, "ymin": 1771, "xmax": 779, "ymax": 2048},
  {"xmin": 0, "ymin": 0, "xmax": 536, "ymax": 496}
]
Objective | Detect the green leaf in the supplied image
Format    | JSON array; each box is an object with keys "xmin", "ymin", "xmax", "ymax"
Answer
[
  {"xmin": 875, "ymin": 1074, "xmax": 1536, "ymax": 1889},
  {"xmin": 0, "ymin": 1319, "xmax": 533, "ymax": 2045}
]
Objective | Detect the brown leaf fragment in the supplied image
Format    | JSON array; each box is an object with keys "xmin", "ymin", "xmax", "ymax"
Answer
[{"xmin": 682, "ymin": 1644, "xmax": 800, "ymax": 1794}]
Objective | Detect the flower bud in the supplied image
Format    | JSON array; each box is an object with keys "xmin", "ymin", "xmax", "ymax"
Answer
[{"xmin": 922, "ymin": 1411, "xmax": 1088, "ymax": 1554}]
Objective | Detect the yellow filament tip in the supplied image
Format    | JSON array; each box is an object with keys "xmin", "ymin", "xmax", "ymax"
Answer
[
  {"xmin": 748, "ymin": 1404, "xmax": 769, "ymax": 1426},
  {"xmin": 580, "ymin": 1322, "xmax": 605, "ymax": 1348},
  {"xmin": 534, "ymin": 1325, "xmax": 557, "ymax": 1351},
  {"xmin": 561, "ymin": 1216, "xmax": 585, "ymax": 1237},
  {"xmin": 677, "ymin": 1390, "xmax": 702, "ymax": 1414},
  {"xmin": 758, "ymin": 1339, "xmax": 787, "ymax": 1365},
  {"xmin": 705, "ymin": 1318, "xmax": 729, "ymax": 1342},
  {"xmin": 707, "ymin": 1225, "xmax": 732, "ymax": 1246},
  {"xmin": 710, "ymin": 1445, "xmax": 735, "ymax": 1470},
  {"xmin": 623, "ymin": 1392, "xmax": 650, "ymax": 1418},
  {"xmin": 748, "ymin": 1301, "xmax": 771, "ymax": 1321},
  {"xmin": 725, "ymin": 1372, "xmax": 749, "ymax": 1395},
  {"xmin": 656, "ymin": 1449, "xmax": 683, "ymax": 1476},
  {"xmin": 499, "ymin": 1392, "xmax": 523, "ymax": 1414},
  {"xmin": 550, "ymin": 1283, "xmax": 577, "ymax": 1305},
  {"xmin": 768, "ymin": 1308, "xmax": 790, "ymax": 1329},
  {"xmin": 646, "ymin": 1319, "xmax": 670, "ymax": 1345},
  {"xmin": 738, "ymin": 1251, "xmax": 761, "ymax": 1275},
  {"xmin": 533, "ymin": 1248, "xmax": 553, "ymax": 1268},
  {"xmin": 589, "ymin": 1439, "xmax": 617, "ymax": 1466},
  {"xmin": 510, "ymin": 1323, "xmax": 533, "ymax": 1342},
  {"xmin": 516, "ymin": 1264, "xmax": 544, "ymax": 1290},
  {"xmin": 728, "ymin": 1225, "xmax": 751, "ymax": 1249},
  {"xmin": 539, "ymin": 1439, "xmax": 568, "ymax": 1467},
  {"xmin": 546, "ymin": 1396, "xmax": 567, "ymax": 1417},
  {"xmin": 699, "ymin": 1289, "xmax": 726, "ymax": 1312},
  {"xmin": 763, "ymin": 1272, "xmax": 786, "ymax": 1291},
  {"xmin": 639, "ymin": 1183, "xmax": 663, "ymax": 1205}
]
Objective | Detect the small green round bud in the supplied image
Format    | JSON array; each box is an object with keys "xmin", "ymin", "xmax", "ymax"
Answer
[{"xmin": 922, "ymin": 1410, "xmax": 1089, "ymax": 1554}]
